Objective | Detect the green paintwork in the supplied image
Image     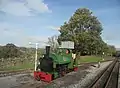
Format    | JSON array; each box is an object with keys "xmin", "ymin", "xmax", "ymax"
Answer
[
  {"xmin": 49, "ymin": 71, "xmax": 58, "ymax": 79},
  {"xmin": 49, "ymin": 53, "xmax": 72, "ymax": 64},
  {"xmin": 53, "ymin": 72, "xmax": 59, "ymax": 79},
  {"xmin": 41, "ymin": 48, "xmax": 78, "ymax": 79},
  {"xmin": 49, "ymin": 48, "xmax": 78, "ymax": 69}
]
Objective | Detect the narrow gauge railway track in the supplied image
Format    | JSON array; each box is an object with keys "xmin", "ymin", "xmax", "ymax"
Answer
[
  {"xmin": 0, "ymin": 69, "xmax": 33, "ymax": 77},
  {"xmin": 87, "ymin": 59, "xmax": 119, "ymax": 88},
  {"xmin": 0, "ymin": 59, "xmax": 114, "ymax": 78}
]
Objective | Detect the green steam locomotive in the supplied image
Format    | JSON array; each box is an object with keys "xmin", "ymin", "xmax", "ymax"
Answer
[{"xmin": 34, "ymin": 41, "xmax": 78, "ymax": 82}]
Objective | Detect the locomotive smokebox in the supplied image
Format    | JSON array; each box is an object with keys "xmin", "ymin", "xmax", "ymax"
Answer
[{"xmin": 46, "ymin": 46, "xmax": 50, "ymax": 57}]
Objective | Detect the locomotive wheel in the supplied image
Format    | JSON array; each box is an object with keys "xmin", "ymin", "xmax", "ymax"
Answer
[
  {"xmin": 35, "ymin": 75, "xmax": 40, "ymax": 81},
  {"xmin": 59, "ymin": 69, "xmax": 66, "ymax": 77},
  {"xmin": 58, "ymin": 70, "xmax": 62, "ymax": 77},
  {"xmin": 59, "ymin": 73, "xmax": 63, "ymax": 77},
  {"xmin": 52, "ymin": 74, "xmax": 54, "ymax": 80},
  {"xmin": 62, "ymin": 71, "xmax": 66, "ymax": 76},
  {"xmin": 57, "ymin": 64, "xmax": 68, "ymax": 77},
  {"xmin": 58, "ymin": 69, "xmax": 63, "ymax": 77}
]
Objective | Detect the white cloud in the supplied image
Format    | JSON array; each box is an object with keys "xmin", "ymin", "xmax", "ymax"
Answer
[
  {"xmin": 26, "ymin": 0, "xmax": 52, "ymax": 13},
  {"xmin": 1, "ymin": 2, "xmax": 31, "ymax": 16},
  {"xmin": 0, "ymin": 22, "xmax": 49, "ymax": 47},
  {"xmin": 0, "ymin": 0, "xmax": 51, "ymax": 16},
  {"xmin": 48, "ymin": 26, "xmax": 60, "ymax": 30}
]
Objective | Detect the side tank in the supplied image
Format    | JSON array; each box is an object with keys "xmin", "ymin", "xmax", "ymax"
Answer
[{"xmin": 49, "ymin": 54, "xmax": 71, "ymax": 64}]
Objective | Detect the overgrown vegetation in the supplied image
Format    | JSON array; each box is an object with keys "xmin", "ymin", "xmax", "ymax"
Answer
[{"xmin": 0, "ymin": 43, "xmax": 44, "ymax": 70}]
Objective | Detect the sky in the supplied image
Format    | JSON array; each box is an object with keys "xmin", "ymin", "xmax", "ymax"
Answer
[{"xmin": 0, "ymin": 0, "xmax": 120, "ymax": 48}]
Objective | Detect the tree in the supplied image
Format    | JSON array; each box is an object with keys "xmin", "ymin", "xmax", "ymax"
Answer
[
  {"xmin": 58, "ymin": 8, "xmax": 105, "ymax": 56},
  {"xmin": 107, "ymin": 45, "xmax": 116, "ymax": 56},
  {"xmin": 0, "ymin": 43, "xmax": 23, "ymax": 58},
  {"xmin": 48, "ymin": 35, "xmax": 59, "ymax": 52}
]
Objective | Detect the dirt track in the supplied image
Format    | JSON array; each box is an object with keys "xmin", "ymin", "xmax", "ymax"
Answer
[{"xmin": 17, "ymin": 61, "xmax": 112, "ymax": 88}]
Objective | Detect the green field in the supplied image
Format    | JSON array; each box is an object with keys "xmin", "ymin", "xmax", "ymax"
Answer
[
  {"xmin": 0, "ymin": 62, "xmax": 34, "ymax": 71},
  {"xmin": 0, "ymin": 56, "xmax": 109, "ymax": 71},
  {"xmin": 78, "ymin": 56, "xmax": 103, "ymax": 64}
]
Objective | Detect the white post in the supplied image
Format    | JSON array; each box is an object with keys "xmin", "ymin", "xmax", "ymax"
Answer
[
  {"xmin": 29, "ymin": 42, "xmax": 39, "ymax": 71},
  {"xmin": 35, "ymin": 43, "xmax": 38, "ymax": 71},
  {"xmin": 102, "ymin": 52, "xmax": 104, "ymax": 61},
  {"xmin": 29, "ymin": 41, "xmax": 49, "ymax": 71}
]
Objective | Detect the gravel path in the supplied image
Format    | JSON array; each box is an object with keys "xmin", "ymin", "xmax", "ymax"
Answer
[
  {"xmin": 16, "ymin": 65, "xmax": 89, "ymax": 88},
  {"xmin": 74, "ymin": 61, "xmax": 112, "ymax": 88},
  {"xmin": 0, "ymin": 61, "xmax": 112, "ymax": 88},
  {"xmin": 0, "ymin": 74, "xmax": 29, "ymax": 88},
  {"xmin": 15, "ymin": 61, "xmax": 112, "ymax": 88},
  {"xmin": 45, "ymin": 61, "xmax": 112, "ymax": 88}
]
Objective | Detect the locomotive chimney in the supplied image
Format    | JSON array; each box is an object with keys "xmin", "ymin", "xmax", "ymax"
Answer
[{"xmin": 46, "ymin": 46, "xmax": 50, "ymax": 57}]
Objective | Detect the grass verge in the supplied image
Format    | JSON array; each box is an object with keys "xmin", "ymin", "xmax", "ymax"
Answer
[
  {"xmin": 0, "ymin": 62, "xmax": 34, "ymax": 71},
  {"xmin": 0, "ymin": 56, "xmax": 112, "ymax": 71},
  {"xmin": 78, "ymin": 55, "xmax": 103, "ymax": 64}
]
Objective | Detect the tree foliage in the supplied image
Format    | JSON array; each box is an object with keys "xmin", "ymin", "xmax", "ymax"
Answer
[
  {"xmin": 58, "ymin": 8, "xmax": 114, "ymax": 56},
  {"xmin": 0, "ymin": 43, "xmax": 45, "ymax": 68},
  {"xmin": 0, "ymin": 43, "xmax": 23, "ymax": 58},
  {"xmin": 0, "ymin": 43, "xmax": 45, "ymax": 59},
  {"xmin": 107, "ymin": 45, "xmax": 116, "ymax": 56}
]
